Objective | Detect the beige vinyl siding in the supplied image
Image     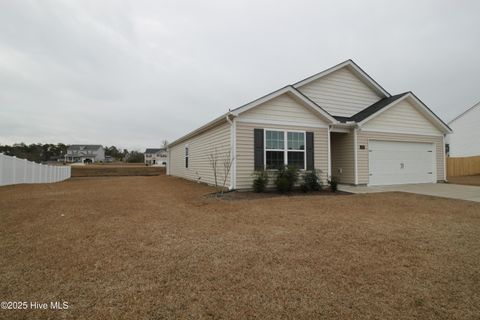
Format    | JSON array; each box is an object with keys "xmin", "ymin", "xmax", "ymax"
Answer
[
  {"xmin": 169, "ymin": 122, "xmax": 231, "ymax": 186},
  {"xmin": 297, "ymin": 67, "xmax": 382, "ymax": 117},
  {"xmin": 236, "ymin": 122, "xmax": 328, "ymax": 190},
  {"xmin": 361, "ymin": 99, "xmax": 442, "ymax": 136},
  {"xmin": 357, "ymin": 131, "xmax": 445, "ymax": 184},
  {"xmin": 330, "ymin": 131, "xmax": 355, "ymax": 184},
  {"xmin": 239, "ymin": 93, "xmax": 329, "ymax": 127}
]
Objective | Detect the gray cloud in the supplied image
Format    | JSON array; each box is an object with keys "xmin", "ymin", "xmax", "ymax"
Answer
[{"xmin": 1, "ymin": 0, "xmax": 479, "ymax": 150}]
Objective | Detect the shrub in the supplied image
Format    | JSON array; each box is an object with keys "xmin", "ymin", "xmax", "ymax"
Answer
[
  {"xmin": 275, "ymin": 165, "xmax": 299, "ymax": 193},
  {"xmin": 303, "ymin": 170, "xmax": 322, "ymax": 192},
  {"xmin": 328, "ymin": 177, "xmax": 338, "ymax": 192},
  {"xmin": 300, "ymin": 182, "xmax": 309, "ymax": 193},
  {"xmin": 276, "ymin": 176, "xmax": 291, "ymax": 193},
  {"xmin": 252, "ymin": 170, "xmax": 269, "ymax": 193}
]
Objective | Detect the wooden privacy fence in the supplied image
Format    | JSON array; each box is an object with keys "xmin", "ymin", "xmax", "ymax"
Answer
[
  {"xmin": 447, "ymin": 156, "xmax": 480, "ymax": 177},
  {"xmin": 0, "ymin": 153, "xmax": 71, "ymax": 187}
]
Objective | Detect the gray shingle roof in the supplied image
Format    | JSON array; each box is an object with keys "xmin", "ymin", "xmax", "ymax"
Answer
[
  {"xmin": 144, "ymin": 148, "xmax": 165, "ymax": 154},
  {"xmin": 334, "ymin": 93, "xmax": 409, "ymax": 123}
]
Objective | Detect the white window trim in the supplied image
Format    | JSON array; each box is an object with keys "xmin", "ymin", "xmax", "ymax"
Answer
[
  {"xmin": 184, "ymin": 144, "xmax": 189, "ymax": 168},
  {"xmin": 264, "ymin": 128, "xmax": 306, "ymax": 170}
]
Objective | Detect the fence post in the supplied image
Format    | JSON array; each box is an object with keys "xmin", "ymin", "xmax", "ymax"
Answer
[
  {"xmin": 23, "ymin": 159, "xmax": 28, "ymax": 183},
  {"xmin": 12, "ymin": 156, "xmax": 16, "ymax": 185},
  {"xmin": 0, "ymin": 153, "xmax": 3, "ymax": 186}
]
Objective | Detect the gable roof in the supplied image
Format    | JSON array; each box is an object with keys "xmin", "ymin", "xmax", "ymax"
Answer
[
  {"xmin": 293, "ymin": 59, "xmax": 391, "ymax": 98},
  {"xmin": 145, "ymin": 148, "xmax": 165, "ymax": 154},
  {"xmin": 448, "ymin": 100, "xmax": 480, "ymax": 125},
  {"xmin": 230, "ymin": 85, "xmax": 338, "ymax": 124},
  {"xmin": 355, "ymin": 92, "xmax": 452, "ymax": 133}
]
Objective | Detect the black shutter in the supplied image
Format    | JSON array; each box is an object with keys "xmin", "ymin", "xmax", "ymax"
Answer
[
  {"xmin": 254, "ymin": 129, "xmax": 264, "ymax": 171},
  {"xmin": 306, "ymin": 132, "xmax": 314, "ymax": 171}
]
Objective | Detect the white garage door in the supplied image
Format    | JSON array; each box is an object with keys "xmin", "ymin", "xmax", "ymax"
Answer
[{"xmin": 368, "ymin": 140, "xmax": 435, "ymax": 186}]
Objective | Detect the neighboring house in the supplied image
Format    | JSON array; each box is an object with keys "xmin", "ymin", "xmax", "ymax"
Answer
[
  {"xmin": 167, "ymin": 60, "xmax": 452, "ymax": 189},
  {"xmin": 65, "ymin": 145, "xmax": 105, "ymax": 163},
  {"xmin": 144, "ymin": 148, "xmax": 167, "ymax": 166},
  {"xmin": 446, "ymin": 101, "xmax": 480, "ymax": 157}
]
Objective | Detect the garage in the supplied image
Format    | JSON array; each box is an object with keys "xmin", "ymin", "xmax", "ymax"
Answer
[{"xmin": 368, "ymin": 140, "xmax": 436, "ymax": 186}]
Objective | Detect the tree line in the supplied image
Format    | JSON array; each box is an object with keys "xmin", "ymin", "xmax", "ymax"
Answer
[{"xmin": 0, "ymin": 143, "xmax": 148, "ymax": 163}]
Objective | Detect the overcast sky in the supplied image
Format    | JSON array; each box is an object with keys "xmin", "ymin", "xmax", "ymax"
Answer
[{"xmin": 1, "ymin": 0, "xmax": 479, "ymax": 150}]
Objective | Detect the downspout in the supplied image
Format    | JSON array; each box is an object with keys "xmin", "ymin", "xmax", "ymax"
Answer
[
  {"xmin": 166, "ymin": 148, "xmax": 170, "ymax": 175},
  {"xmin": 327, "ymin": 125, "xmax": 331, "ymax": 179},
  {"xmin": 226, "ymin": 113, "xmax": 236, "ymax": 190},
  {"xmin": 354, "ymin": 127, "xmax": 358, "ymax": 185},
  {"xmin": 443, "ymin": 134, "xmax": 447, "ymax": 182}
]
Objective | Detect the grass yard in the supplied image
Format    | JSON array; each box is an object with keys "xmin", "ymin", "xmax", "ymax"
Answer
[
  {"xmin": 448, "ymin": 174, "xmax": 480, "ymax": 186},
  {"xmin": 0, "ymin": 175, "xmax": 479, "ymax": 319}
]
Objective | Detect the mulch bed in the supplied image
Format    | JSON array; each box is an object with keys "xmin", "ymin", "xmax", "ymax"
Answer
[{"xmin": 205, "ymin": 189, "xmax": 351, "ymax": 200}]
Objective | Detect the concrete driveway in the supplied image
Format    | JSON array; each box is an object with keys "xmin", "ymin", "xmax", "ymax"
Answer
[{"xmin": 339, "ymin": 183, "xmax": 480, "ymax": 202}]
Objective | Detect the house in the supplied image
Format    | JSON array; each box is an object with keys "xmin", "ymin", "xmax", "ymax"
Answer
[
  {"xmin": 167, "ymin": 60, "xmax": 452, "ymax": 189},
  {"xmin": 65, "ymin": 145, "xmax": 105, "ymax": 163},
  {"xmin": 446, "ymin": 100, "xmax": 480, "ymax": 157},
  {"xmin": 144, "ymin": 148, "xmax": 167, "ymax": 166}
]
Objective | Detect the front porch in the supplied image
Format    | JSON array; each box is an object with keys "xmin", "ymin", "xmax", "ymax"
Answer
[{"xmin": 330, "ymin": 128, "xmax": 357, "ymax": 185}]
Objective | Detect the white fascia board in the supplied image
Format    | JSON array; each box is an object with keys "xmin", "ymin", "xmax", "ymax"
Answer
[
  {"xmin": 230, "ymin": 86, "xmax": 291, "ymax": 116},
  {"xmin": 168, "ymin": 113, "xmax": 233, "ymax": 148},
  {"xmin": 293, "ymin": 60, "xmax": 390, "ymax": 98},
  {"xmin": 232, "ymin": 86, "xmax": 337, "ymax": 124},
  {"xmin": 293, "ymin": 60, "xmax": 351, "ymax": 88},
  {"xmin": 448, "ymin": 100, "xmax": 480, "ymax": 125},
  {"xmin": 358, "ymin": 93, "xmax": 452, "ymax": 134}
]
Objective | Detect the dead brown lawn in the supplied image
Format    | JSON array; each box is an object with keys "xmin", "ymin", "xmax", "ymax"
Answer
[
  {"xmin": 448, "ymin": 174, "xmax": 480, "ymax": 186},
  {"xmin": 71, "ymin": 165, "xmax": 164, "ymax": 177},
  {"xmin": 0, "ymin": 175, "xmax": 479, "ymax": 319}
]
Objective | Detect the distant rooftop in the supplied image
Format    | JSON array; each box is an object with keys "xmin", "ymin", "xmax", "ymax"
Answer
[
  {"xmin": 144, "ymin": 148, "xmax": 166, "ymax": 154},
  {"xmin": 68, "ymin": 144, "xmax": 103, "ymax": 150}
]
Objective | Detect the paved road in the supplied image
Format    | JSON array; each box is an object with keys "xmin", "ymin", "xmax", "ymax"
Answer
[{"xmin": 339, "ymin": 183, "xmax": 480, "ymax": 202}]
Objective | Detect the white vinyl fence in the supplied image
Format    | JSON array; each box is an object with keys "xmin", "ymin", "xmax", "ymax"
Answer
[{"xmin": 0, "ymin": 153, "xmax": 71, "ymax": 187}]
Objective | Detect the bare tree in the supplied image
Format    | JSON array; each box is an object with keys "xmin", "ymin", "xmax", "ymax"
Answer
[
  {"xmin": 221, "ymin": 150, "xmax": 234, "ymax": 195},
  {"xmin": 208, "ymin": 148, "xmax": 219, "ymax": 189},
  {"xmin": 161, "ymin": 140, "xmax": 169, "ymax": 149},
  {"xmin": 208, "ymin": 148, "xmax": 235, "ymax": 197}
]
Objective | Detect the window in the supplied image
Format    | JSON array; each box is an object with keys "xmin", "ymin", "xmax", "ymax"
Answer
[
  {"xmin": 265, "ymin": 130, "xmax": 305, "ymax": 169},
  {"xmin": 185, "ymin": 146, "xmax": 189, "ymax": 168},
  {"xmin": 265, "ymin": 130, "xmax": 284, "ymax": 169}
]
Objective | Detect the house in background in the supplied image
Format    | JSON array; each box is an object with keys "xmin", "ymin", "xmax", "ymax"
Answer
[
  {"xmin": 65, "ymin": 145, "xmax": 105, "ymax": 163},
  {"xmin": 446, "ymin": 100, "xmax": 480, "ymax": 157},
  {"xmin": 167, "ymin": 59, "xmax": 451, "ymax": 189},
  {"xmin": 144, "ymin": 148, "xmax": 167, "ymax": 166}
]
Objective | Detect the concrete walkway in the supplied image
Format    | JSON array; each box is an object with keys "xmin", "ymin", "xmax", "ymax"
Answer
[{"xmin": 339, "ymin": 183, "xmax": 480, "ymax": 203}]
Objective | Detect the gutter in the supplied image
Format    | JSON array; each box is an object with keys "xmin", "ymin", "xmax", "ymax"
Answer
[{"xmin": 226, "ymin": 113, "xmax": 236, "ymax": 190}]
